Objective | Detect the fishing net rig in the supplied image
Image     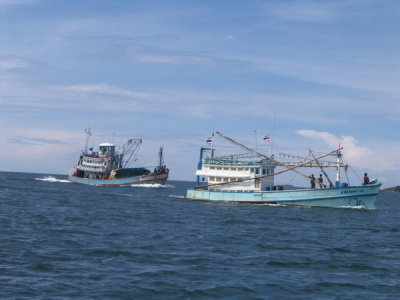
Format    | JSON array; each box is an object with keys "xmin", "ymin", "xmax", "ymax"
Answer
[{"xmin": 195, "ymin": 131, "xmax": 348, "ymax": 190}]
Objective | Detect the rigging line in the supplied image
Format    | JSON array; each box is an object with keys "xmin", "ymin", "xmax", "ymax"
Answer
[
  {"xmin": 342, "ymin": 157, "xmax": 362, "ymax": 183},
  {"xmin": 195, "ymin": 147, "xmax": 342, "ymax": 189},
  {"xmin": 344, "ymin": 168, "xmax": 351, "ymax": 186},
  {"xmin": 216, "ymin": 131, "xmax": 311, "ymax": 180},
  {"xmin": 287, "ymin": 171, "xmax": 299, "ymax": 185},
  {"xmin": 122, "ymin": 139, "xmax": 142, "ymax": 168},
  {"xmin": 309, "ymin": 149, "xmax": 334, "ymax": 188}
]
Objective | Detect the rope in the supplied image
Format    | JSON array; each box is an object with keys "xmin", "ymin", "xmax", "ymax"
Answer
[{"xmin": 343, "ymin": 157, "xmax": 362, "ymax": 184}]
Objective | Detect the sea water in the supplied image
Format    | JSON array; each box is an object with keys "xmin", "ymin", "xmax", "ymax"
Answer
[{"xmin": 0, "ymin": 171, "xmax": 399, "ymax": 299}]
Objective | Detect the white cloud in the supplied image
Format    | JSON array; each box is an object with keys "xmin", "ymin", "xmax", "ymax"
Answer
[
  {"xmin": 0, "ymin": 127, "xmax": 81, "ymax": 174},
  {"xmin": 0, "ymin": 57, "xmax": 31, "ymax": 70},
  {"xmin": 125, "ymin": 47, "xmax": 215, "ymax": 65},
  {"xmin": 64, "ymin": 84, "xmax": 152, "ymax": 99},
  {"xmin": 269, "ymin": 2, "xmax": 338, "ymax": 22},
  {"xmin": 0, "ymin": 0, "xmax": 37, "ymax": 11},
  {"xmin": 244, "ymin": 55, "xmax": 400, "ymax": 97},
  {"xmin": 0, "ymin": 0, "xmax": 35, "ymax": 5},
  {"xmin": 296, "ymin": 129, "xmax": 396, "ymax": 172},
  {"xmin": 224, "ymin": 35, "xmax": 237, "ymax": 40}
]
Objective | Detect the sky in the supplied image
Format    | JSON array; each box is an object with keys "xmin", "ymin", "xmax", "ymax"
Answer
[{"xmin": 0, "ymin": 0, "xmax": 399, "ymax": 187}]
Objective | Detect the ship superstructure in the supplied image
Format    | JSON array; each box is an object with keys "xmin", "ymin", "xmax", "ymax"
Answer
[{"xmin": 195, "ymin": 150, "xmax": 276, "ymax": 191}]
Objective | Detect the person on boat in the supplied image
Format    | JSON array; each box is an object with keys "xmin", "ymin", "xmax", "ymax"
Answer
[
  {"xmin": 317, "ymin": 174, "xmax": 324, "ymax": 188},
  {"xmin": 309, "ymin": 174, "xmax": 316, "ymax": 189},
  {"xmin": 363, "ymin": 173, "xmax": 370, "ymax": 185}
]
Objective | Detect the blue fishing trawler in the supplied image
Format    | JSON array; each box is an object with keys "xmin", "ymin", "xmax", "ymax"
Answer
[
  {"xmin": 186, "ymin": 132, "xmax": 381, "ymax": 208},
  {"xmin": 68, "ymin": 129, "xmax": 169, "ymax": 186}
]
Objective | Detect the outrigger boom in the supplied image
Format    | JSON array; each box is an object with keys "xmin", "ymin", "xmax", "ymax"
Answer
[{"xmin": 195, "ymin": 146, "xmax": 342, "ymax": 190}]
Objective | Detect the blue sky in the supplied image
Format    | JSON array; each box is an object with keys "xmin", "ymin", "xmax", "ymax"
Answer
[{"xmin": 1, "ymin": 0, "xmax": 399, "ymax": 187}]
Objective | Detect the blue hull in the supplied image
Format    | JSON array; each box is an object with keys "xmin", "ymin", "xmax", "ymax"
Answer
[
  {"xmin": 186, "ymin": 182, "xmax": 381, "ymax": 208},
  {"xmin": 68, "ymin": 174, "xmax": 168, "ymax": 186}
]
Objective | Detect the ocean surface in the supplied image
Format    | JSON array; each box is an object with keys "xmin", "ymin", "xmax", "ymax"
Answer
[{"xmin": 0, "ymin": 171, "xmax": 399, "ymax": 299}]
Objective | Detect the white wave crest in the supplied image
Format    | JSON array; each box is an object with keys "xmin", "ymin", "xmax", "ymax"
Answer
[
  {"xmin": 338, "ymin": 205, "xmax": 375, "ymax": 210},
  {"xmin": 130, "ymin": 183, "xmax": 175, "ymax": 188},
  {"xmin": 35, "ymin": 176, "xmax": 70, "ymax": 183}
]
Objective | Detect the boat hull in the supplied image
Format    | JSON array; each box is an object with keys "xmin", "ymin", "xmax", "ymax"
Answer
[
  {"xmin": 186, "ymin": 182, "xmax": 381, "ymax": 208},
  {"xmin": 68, "ymin": 173, "xmax": 168, "ymax": 186}
]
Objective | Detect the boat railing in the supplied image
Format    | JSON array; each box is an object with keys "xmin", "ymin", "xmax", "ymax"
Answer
[
  {"xmin": 204, "ymin": 159, "xmax": 273, "ymax": 167},
  {"xmin": 81, "ymin": 161, "xmax": 106, "ymax": 167},
  {"xmin": 76, "ymin": 164, "xmax": 108, "ymax": 172}
]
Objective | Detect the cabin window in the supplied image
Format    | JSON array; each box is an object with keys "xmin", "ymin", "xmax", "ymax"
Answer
[
  {"xmin": 255, "ymin": 168, "xmax": 259, "ymax": 174},
  {"xmin": 262, "ymin": 169, "xmax": 266, "ymax": 175},
  {"xmin": 223, "ymin": 178, "xmax": 229, "ymax": 182},
  {"xmin": 216, "ymin": 177, "xmax": 222, "ymax": 182},
  {"xmin": 223, "ymin": 168, "xmax": 229, "ymax": 170},
  {"xmin": 217, "ymin": 167, "xmax": 222, "ymax": 170},
  {"xmin": 209, "ymin": 177, "xmax": 215, "ymax": 181},
  {"xmin": 231, "ymin": 168, "xmax": 236, "ymax": 171},
  {"xmin": 255, "ymin": 179, "xmax": 260, "ymax": 188},
  {"xmin": 210, "ymin": 167, "xmax": 215, "ymax": 170}
]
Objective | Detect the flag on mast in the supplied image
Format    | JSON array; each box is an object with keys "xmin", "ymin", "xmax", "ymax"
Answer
[
  {"xmin": 206, "ymin": 133, "xmax": 215, "ymax": 145},
  {"xmin": 263, "ymin": 135, "xmax": 271, "ymax": 142}
]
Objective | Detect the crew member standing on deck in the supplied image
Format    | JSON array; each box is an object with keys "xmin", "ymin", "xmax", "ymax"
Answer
[
  {"xmin": 317, "ymin": 174, "xmax": 324, "ymax": 188},
  {"xmin": 363, "ymin": 173, "xmax": 370, "ymax": 185},
  {"xmin": 310, "ymin": 174, "xmax": 316, "ymax": 189}
]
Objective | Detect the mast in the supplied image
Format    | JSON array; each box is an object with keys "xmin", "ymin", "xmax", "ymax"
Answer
[
  {"xmin": 335, "ymin": 148, "xmax": 342, "ymax": 188},
  {"xmin": 254, "ymin": 129, "xmax": 260, "ymax": 151},
  {"xmin": 158, "ymin": 146, "xmax": 164, "ymax": 167},
  {"xmin": 84, "ymin": 128, "xmax": 92, "ymax": 154}
]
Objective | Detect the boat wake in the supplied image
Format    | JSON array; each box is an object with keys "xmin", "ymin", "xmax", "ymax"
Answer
[
  {"xmin": 35, "ymin": 176, "xmax": 71, "ymax": 183},
  {"xmin": 168, "ymin": 195, "xmax": 185, "ymax": 199},
  {"xmin": 130, "ymin": 183, "xmax": 175, "ymax": 188},
  {"xmin": 338, "ymin": 205, "xmax": 375, "ymax": 210}
]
